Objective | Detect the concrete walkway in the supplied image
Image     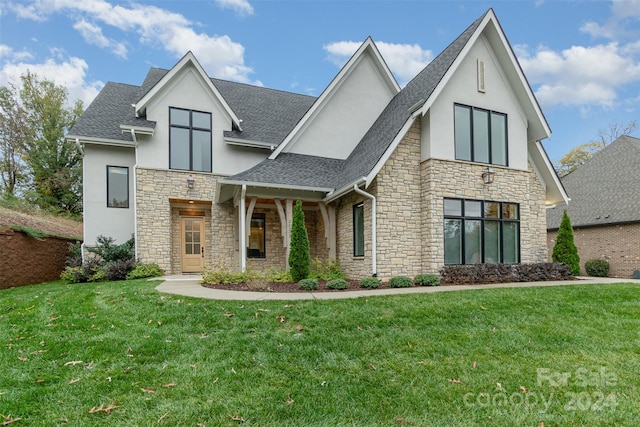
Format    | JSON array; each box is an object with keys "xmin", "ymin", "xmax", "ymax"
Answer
[{"xmin": 155, "ymin": 275, "xmax": 640, "ymax": 301}]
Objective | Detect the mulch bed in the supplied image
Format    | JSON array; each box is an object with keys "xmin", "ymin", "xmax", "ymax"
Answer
[{"xmin": 201, "ymin": 279, "xmax": 450, "ymax": 293}]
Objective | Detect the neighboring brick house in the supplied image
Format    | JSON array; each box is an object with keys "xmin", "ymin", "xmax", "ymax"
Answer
[
  {"xmin": 547, "ymin": 135, "xmax": 640, "ymax": 278},
  {"xmin": 68, "ymin": 9, "xmax": 567, "ymax": 279}
]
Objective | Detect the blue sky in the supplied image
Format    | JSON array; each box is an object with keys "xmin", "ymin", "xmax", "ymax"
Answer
[{"xmin": 1, "ymin": 0, "xmax": 639, "ymax": 162}]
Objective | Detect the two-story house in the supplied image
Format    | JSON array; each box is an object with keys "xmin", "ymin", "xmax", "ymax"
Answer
[{"xmin": 68, "ymin": 9, "xmax": 568, "ymax": 280}]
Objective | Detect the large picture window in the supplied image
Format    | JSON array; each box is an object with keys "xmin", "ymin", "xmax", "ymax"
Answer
[
  {"xmin": 444, "ymin": 198, "xmax": 519, "ymax": 264},
  {"xmin": 169, "ymin": 107, "xmax": 212, "ymax": 172},
  {"xmin": 454, "ymin": 104, "xmax": 507, "ymax": 166},
  {"xmin": 107, "ymin": 166, "xmax": 129, "ymax": 208},
  {"xmin": 353, "ymin": 203, "xmax": 365, "ymax": 257},
  {"xmin": 248, "ymin": 213, "xmax": 266, "ymax": 258}
]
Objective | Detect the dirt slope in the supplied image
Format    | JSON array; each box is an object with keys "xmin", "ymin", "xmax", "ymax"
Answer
[{"xmin": 0, "ymin": 207, "xmax": 83, "ymax": 239}]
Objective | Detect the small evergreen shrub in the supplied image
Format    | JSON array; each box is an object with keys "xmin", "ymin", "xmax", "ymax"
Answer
[
  {"xmin": 388, "ymin": 276, "xmax": 413, "ymax": 288},
  {"xmin": 359, "ymin": 277, "xmax": 381, "ymax": 289},
  {"xmin": 66, "ymin": 241, "xmax": 83, "ymax": 267},
  {"xmin": 584, "ymin": 259, "xmax": 610, "ymax": 277},
  {"xmin": 552, "ymin": 211, "xmax": 580, "ymax": 276},
  {"xmin": 88, "ymin": 235, "xmax": 135, "ymax": 263},
  {"xmin": 298, "ymin": 278, "xmax": 319, "ymax": 291},
  {"xmin": 309, "ymin": 258, "xmax": 345, "ymax": 280},
  {"xmin": 326, "ymin": 278, "xmax": 349, "ymax": 290},
  {"xmin": 288, "ymin": 200, "xmax": 310, "ymax": 282},
  {"xmin": 105, "ymin": 258, "xmax": 137, "ymax": 281},
  {"xmin": 126, "ymin": 263, "xmax": 164, "ymax": 280},
  {"xmin": 414, "ymin": 274, "xmax": 440, "ymax": 286},
  {"xmin": 60, "ymin": 257, "xmax": 104, "ymax": 283}
]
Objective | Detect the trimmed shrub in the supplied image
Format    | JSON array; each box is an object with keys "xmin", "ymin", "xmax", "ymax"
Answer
[
  {"xmin": 440, "ymin": 263, "xmax": 573, "ymax": 285},
  {"xmin": 359, "ymin": 277, "xmax": 381, "ymax": 289},
  {"xmin": 88, "ymin": 235, "xmax": 134, "ymax": 263},
  {"xmin": 584, "ymin": 259, "xmax": 610, "ymax": 277},
  {"xmin": 309, "ymin": 258, "xmax": 345, "ymax": 281},
  {"xmin": 326, "ymin": 278, "xmax": 349, "ymax": 290},
  {"xmin": 288, "ymin": 200, "xmax": 310, "ymax": 282},
  {"xmin": 202, "ymin": 266, "xmax": 258, "ymax": 285},
  {"xmin": 414, "ymin": 274, "xmax": 440, "ymax": 286},
  {"xmin": 552, "ymin": 211, "xmax": 580, "ymax": 276},
  {"xmin": 388, "ymin": 276, "xmax": 413, "ymax": 288},
  {"xmin": 60, "ymin": 257, "xmax": 103, "ymax": 283},
  {"xmin": 298, "ymin": 278, "xmax": 319, "ymax": 291},
  {"xmin": 127, "ymin": 263, "xmax": 164, "ymax": 280},
  {"xmin": 105, "ymin": 258, "xmax": 137, "ymax": 281}
]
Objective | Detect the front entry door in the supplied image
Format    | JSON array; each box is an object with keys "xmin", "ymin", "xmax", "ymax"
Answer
[{"xmin": 181, "ymin": 217, "xmax": 205, "ymax": 273}]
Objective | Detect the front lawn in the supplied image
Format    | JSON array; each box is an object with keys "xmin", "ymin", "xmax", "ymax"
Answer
[{"xmin": 1, "ymin": 280, "xmax": 638, "ymax": 426}]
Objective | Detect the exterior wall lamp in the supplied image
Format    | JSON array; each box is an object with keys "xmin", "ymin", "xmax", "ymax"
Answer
[
  {"xmin": 482, "ymin": 166, "xmax": 496, "ymax": 185},
  {"xmin": 187, "ymin": 174, "xmax": 195, "ymax": 189}
]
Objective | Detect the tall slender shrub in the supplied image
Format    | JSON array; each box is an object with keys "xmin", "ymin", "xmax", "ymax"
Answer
[
  {"xmin": 552, "ymin": 210, "xmax": 580, "ymax": 275},
  {"xmin": 288, "ymin": 199, "xmax": 310, "ymax": 281}
]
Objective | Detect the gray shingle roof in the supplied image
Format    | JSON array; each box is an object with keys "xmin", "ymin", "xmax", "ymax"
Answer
[
  {"xmin": 547, "ymin": 135, "xmax": 640, "ymax": 229},
  {"xmin": 226, "ymin": 10, "xmax": 486, "ymax": 191},
  {"xmin": 69, "ymin": 66, "xmax": 315, "ymax": 147}
]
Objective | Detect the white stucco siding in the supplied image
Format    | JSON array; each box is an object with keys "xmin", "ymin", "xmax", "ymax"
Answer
[
  {"xmin": 138, "ymin": 66, "xmax": 268, "ymax": 175},
  {"xmin": 286, "ymin": 52, "xmax": 396, "ymax": 159},
  {"xmin": 422, "ymin": 35, "xmax": 529, "ymax": 170},
  {"xmin": 83, "ymin": 144, "xmax": 135, "ymax": 245}
]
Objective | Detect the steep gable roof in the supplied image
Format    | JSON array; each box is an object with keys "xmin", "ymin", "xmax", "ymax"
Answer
[{"xmin": 547, "ymin": 135, "xmax": 640, "ymax": 229}]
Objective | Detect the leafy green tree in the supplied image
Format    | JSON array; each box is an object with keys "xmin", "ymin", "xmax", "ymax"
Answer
[
  {"xmin": 288, "ymin": 199, "xmax": 310, "ymax": 282},
  {"xmin": 0, "ymin": 84, "xmax": 28, "ymax": 196},
  {"xmin": 552, "ymin": 210, "xmax": 580, "ymax": 276},
  {"xmin": 19, "ymin": 72, "xmax": 84, "ymax": 214}
]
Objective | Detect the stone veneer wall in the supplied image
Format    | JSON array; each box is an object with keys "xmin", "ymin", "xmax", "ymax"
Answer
[
  {"xmin": 335, "ymin": 119, "xmax": 548, "ymax": 280},
  {"xmin": 547, "ymin": 222, "xmax": 640, "ymax": 278},
  {"xmin": 421, "ymin": 159, "xmax": 548, "ymax": 273},
  {"xmin": 136, "ymin": 168, "xmax": 236, "ymax": 274}
]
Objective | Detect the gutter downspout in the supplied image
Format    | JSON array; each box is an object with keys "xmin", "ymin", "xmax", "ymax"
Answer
[
  {"xmin": 240, "ymin": 185, "xmax": 247, "ymax": 272},
  {"xmin": 77, "ymin": 138, "xmax": 86, "ymax": 265},
  {"xmin": 353, "ymin": 182, "xmax": 377, "ymax": 277},
  {"xmin": 130, "ymin": 129, "xmax": 139, "ymax": 260}
]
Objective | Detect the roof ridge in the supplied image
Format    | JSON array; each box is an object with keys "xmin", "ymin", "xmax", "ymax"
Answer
[{"xmin": 211, "ymin": 77, "xmax": 316, "ymax": 99}]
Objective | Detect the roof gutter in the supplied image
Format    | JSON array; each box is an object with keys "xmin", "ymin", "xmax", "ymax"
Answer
[
  {"xmin": 323, "ymin": 178, "xmax": 365, "ymax": 204},
  {"xmin": 130, "ymin": 129, "xmax": 139, "ymax": 260},
  {"xmin": 353, "ymin": 180, "xmax": 377, "ymax": 277}
]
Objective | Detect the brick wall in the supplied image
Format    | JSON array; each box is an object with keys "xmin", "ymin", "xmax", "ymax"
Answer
[
  {"xmin": 0, "ymin": 228, "xmax": 75, "ymax": 289},
  {"xmin": 547, "ymin": 222, "xmax": 640, "ymax": 278}
]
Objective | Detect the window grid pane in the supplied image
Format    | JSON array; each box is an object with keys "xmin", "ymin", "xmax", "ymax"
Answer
[
  {"xmin": 454, "ymin": 105, "xmax": 472, "ymax": 161},
  {"xmin": 248, "ymin": 214, "xmax": 266, "ymax": 258},
  {"xmin": 353, "ymin": 204, "xmax": 365, "ymax": 257},
  {"xmin": 107, "ymin": 166, "xmax": 129, "ymax": 208},
  {"xmin": 169, "ymin": 108, "xmax": 212, "ymax": 172},
  {"xmin": 473, "ymin": 109, "xmax": 489, "ymax": 163},
  {"xmin": 454, "ymin": 104, "xmax": 507, "ymax": 166},
  {"xmin": 444, "ymin": 219, "xmax": 462, "ymax": 264}
]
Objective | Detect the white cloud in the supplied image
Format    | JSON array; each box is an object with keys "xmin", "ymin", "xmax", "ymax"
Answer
[
  {"xmin": 581, "ymin": 0, "xmax": 640, "ymax": 40},
  {"xmin": 324, "ymin": 40, "xmax": 433, "ymax": 86},
  {"xmin": 73, "ymin": 19, "xmax": 128, "ymax": 58},
  {"xmin": 0, "ymin": 56, "xmax": 104, "ymax": 107},
  {"xmin": 215, "ymin": 0, "xmax": 254, "ymax": 16},
  {"xmin": 7, "ymin": 0, "xmax": 257, "ymax": 83},
  {"xmin": 518, "ymin": 43, "xmax": 640, "ymax": 108}
]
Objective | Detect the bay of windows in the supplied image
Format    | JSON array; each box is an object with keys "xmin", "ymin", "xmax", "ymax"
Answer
[
  {"xmin": 444, "ymin": 198, "xmax": 519, "ymax": 265},
  {"xmin": 169, "ymin": 107, "xmax": 212, "ymax": 172},
  {"xmin": 454, "ymin": 104, "xmax": 507, "ymax": 166}
]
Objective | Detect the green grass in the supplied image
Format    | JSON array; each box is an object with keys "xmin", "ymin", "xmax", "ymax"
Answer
[{"xmin": 1, "ymin": 280, "xmax": 639, "ymax": 426}]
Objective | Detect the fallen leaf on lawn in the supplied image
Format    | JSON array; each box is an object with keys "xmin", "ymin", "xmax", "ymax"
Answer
[
  {"xmin": 141, "ymin": 388, "xmax": 155, "ymax": 393},
  {"xmin": 64, "ymin": 360, "xmax": 83, "ymax": 366},
  {"xmin": 296, "ymin": 324, "xmax": 304, "ymax": 331},
  {"xmin": 223, "ymin": 312, "xmax": 234, "ymax": 317},
  {"xmin": 480, "ymin": 305, "xmax": 488, "ymax": 310},
  {"xmin": 447, "ymin": 378, "xmax": 463, "ymax": 384},
  {"xmin": 496, "ymin": 382, "xmax": 502, "ymax": 390},
  {"xmin": 36, "ymin": 378, "xmax": 44, "ymax": 383},
  {"xmin": 284, "ymin": 304, "xmax": 294, "ymax": 308},
  {"xmin": 69, "ymin": 378, "xmax": 81, "ymax": 384},
  {"xmin": 231, "ymin": 368, "xmax": 237, "ymax": 374},
  {"xmin": 472, "ymin": 361, "xmax": 477, "ymax": 369},
  {"xmin": 1, "ymin": 414, "xmax": 22, "ymax": 425},
  {"xmin": 88, "ymin": 402, "xmax": 118, "ymax": 414},
  {"xmin": 276, "ymin": 315, "xmax": 285, "ymax": 323},
  {"xmin": 228, "ymin": 414, "xmax": 245, "ymax": 422},
  {"xmin": 370, "ymin": 364, "xmax": 377, "ymax": 370},
  {"xmin": 540, "ymin": 423, "xmax": 545, "ymax": 427},
  {"xmin": 407, "ymin": 341, "xmax": 413, "ymax": 349},
  {"xmin": 158, "ymin": 412, "xmax": 169, "ymax": 422},
  {"xmin": 287, "ymin": 395, "xmax": 294, "ymax": 406},
  {"xmin": 213, "ymin": 377, "xmax": 219, "ymax": 384},
  {"xmin": 258, "ymin": 308, "xmax": 269, "ymax": 312},
  {"xmin": 357, "ymin": 325, "xmax": 363, "ymax": 330},
  {"xmin": 157, "ymin": 321, "xmax": 162, "ymax": 326},
  {"xmin": 321, "ymin": 381, "xmax": 327, "ymax": 387},
  {"xmin": 162, "ymin": 383, "xmax": 176, "ymax": 388},
  {"xmin": 520, "ymin": 386, "xmax": 527, "ymax": 393},
  {"xmin": 17, "ymin": 356, "xmax": 27, "ymax": 361},
  {"xmin": 106, "ymin": 377, "xmax": 112, "ymax": 382}
]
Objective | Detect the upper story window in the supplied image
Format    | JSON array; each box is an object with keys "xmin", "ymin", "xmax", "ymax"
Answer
[
  {"xmin": 169, "ymin": 107, "xmax": 212, "ymax": 172},
  {"xmin": 107, "ymin": 166, "xmax": 129, "ymax": 208},
  {"xmin": 454, "ymin": 104, "xmax": 507, "ymax": 166}
]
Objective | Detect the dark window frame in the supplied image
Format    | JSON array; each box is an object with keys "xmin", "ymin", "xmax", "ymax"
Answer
[
  {"xmin": 169, "ymin": 107, "xmax": 212, "ymax": 172},
  {"xmin": 454, "ymin": 103, "xmax": 508, "ymax": 166},
  {"xmin": 443, "ymin": 198, "xmax": 520, "ymax": 265},
  {"xmin": 248, "ymin": 213, "xmax": 266, "ymax": 259},
  {"xmin": 106, "ymin": 165, "xmax": 129, "ymax": 208},
  {"xmin": 353, "ymin": 202, "xmax": 365, "ymax": 257}
]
